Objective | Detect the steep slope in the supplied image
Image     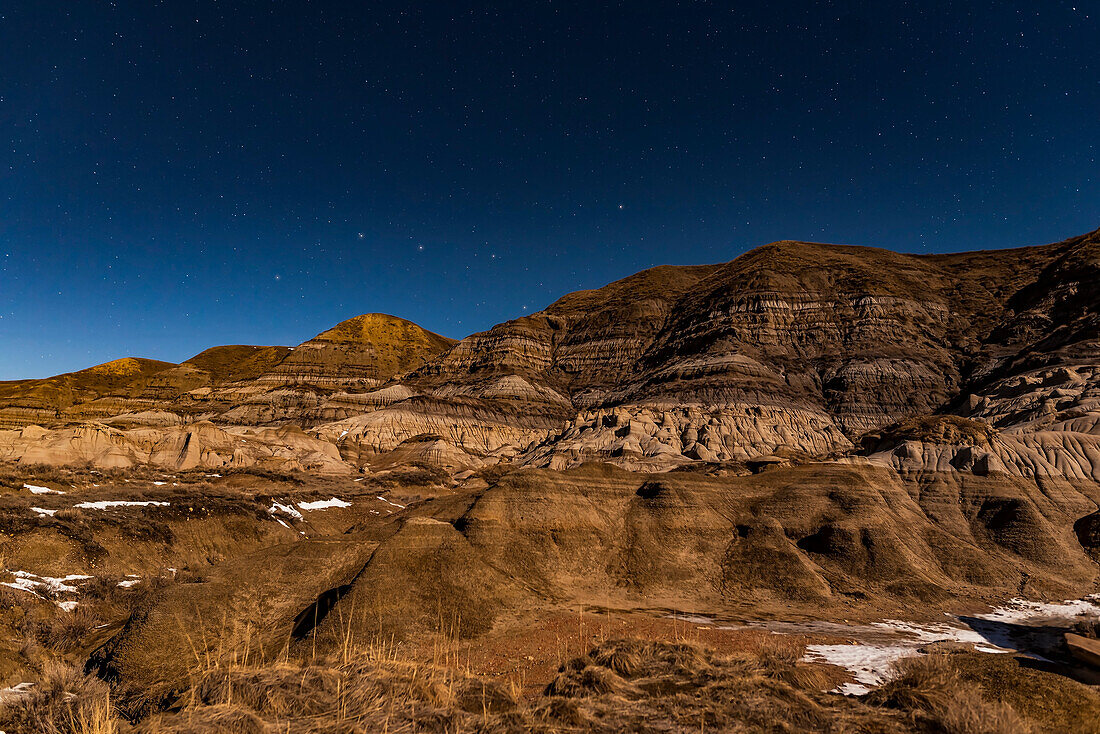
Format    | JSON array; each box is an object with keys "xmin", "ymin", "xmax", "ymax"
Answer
[{"xmin": 180, "ymin": 344, "xmax": 293, "ymax": 383}]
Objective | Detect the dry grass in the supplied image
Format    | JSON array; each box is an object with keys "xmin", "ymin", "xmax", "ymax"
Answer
[
  {"xmin": 8, "ymin": 626, "xmax": 1092, "ymax": 733},
  {"xmin": 868, "ymin": 653, "xmax": 1032, "ymax": 733},
  {"xmin": 131, "ymin": 636, "xmax": 910, "ymax": 733},
  {"xmin": 0, "ymin": 660, "xmax": 121, "ymax": 734}
]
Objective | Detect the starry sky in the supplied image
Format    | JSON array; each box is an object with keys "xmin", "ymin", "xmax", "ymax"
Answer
[{"xmin": 1, "ymin": 1, "xmax": 1097, "ymax": 379}]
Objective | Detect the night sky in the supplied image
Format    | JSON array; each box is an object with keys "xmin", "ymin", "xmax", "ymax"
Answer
[{"xmin": 1, "ymin": 2, "xmax": 1096, "ymax": 379}]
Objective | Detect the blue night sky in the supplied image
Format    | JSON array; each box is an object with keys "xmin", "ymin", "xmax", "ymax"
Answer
[{"xmin": 0, "ymin": 1, "xmax": 1096, "ymax": 379}]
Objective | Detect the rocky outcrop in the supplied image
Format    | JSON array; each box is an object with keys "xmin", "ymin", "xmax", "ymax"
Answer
[
  {"xmin": 0, "ymin": 421, "xmax": 351, "ymax": 473},
  {"xmin": 313, "ymin": 396, "xmax": 556, "ymax": 461},
  {"xmin": 520, "ymin": 403, "xmax": 852, "ymax": 471}
]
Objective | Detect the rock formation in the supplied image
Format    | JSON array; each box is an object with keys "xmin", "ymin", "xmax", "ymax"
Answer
[{"xmin": 1, "ymin": 227, "xmax": 1099, "ymax": 477}]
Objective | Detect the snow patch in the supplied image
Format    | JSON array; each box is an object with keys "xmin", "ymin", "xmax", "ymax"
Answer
[
  {"xmin": 665, "ymin": 614, "xmax": 715, "ymax": 625},
  {"xmin": 23, "ymin": 483, "xmax": 63, "ymax": 495},
  {"xmin": 298, "ymin": 497, "xmax": 351, "ymax": 511},
  {"xmin": 4, "ymin": 571, "xmax": 92, "ymax": 594},
  {"xmin": 74, "ymin": 500, "xmax": 170, "ymax": 509},
  {"xmin": 268, "ymin": 502, "xmax": 303, "ymax": 521},
  {"xmin": 800, "ymin": 596, "xmax": 1100, "ymax": 695},
  {"xmin": 31, "ymin": 507, "xmax": 57, "ymax": 517},
  {"xmin": 804, "ymin": 644, "xmax": 920, "ymax": 691},
  {"xmin": 976, "ymin": 597, "xmax": 1100, "ymax": 624}
]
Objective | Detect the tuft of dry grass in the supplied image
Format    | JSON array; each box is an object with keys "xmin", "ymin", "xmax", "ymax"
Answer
[
  {"xmin": 0, "ymin": 660, "xmax": 122, "ymax": 734},
  {"xmin": 868, "ymin": 653, "xmax": 1033, "ymax": 734}
]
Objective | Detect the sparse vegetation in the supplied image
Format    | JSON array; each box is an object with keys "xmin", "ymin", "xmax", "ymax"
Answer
[{"xmin": 0, "ymin": 661, "xmax": 119, "ymax": 734}]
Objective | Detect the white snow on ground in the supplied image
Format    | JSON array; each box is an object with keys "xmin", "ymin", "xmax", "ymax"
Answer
[
  {"xmin": 31, "ymin": 507, "xmax": 57, "ymax": 517},
  {"xmin": 117, "ymin": 579, "xmax": 141, "ymax": 588},
  {"xmin": 298, "ymin": 497, "xmax": 351, "ymax": 511},
  {"xmin": 803, "ymin": 644, "xmax": 920, "ymax": 695},
  {"xmin": 73, "ymin": 500, "xmax": 170, "ymax": 509},
  {"xmin": 3, "ymin": 571, "xmax": 93, "ymax": 594},
  {"xmin": 23, "ymin": 483, "xmax": 63, "ymax": 495},
  {"xmin": 666, "ymin": 614, "xmax": 715, "ymax": 625},
  {"xmin": 871, "ymin": 619, "xmax": 991, "ymax": 645},
  {"xmin": 376, "ymin": 495, "xmax": 405, "ymax": 509},
  {"xmin": 801, "ymin": 596, "xmax": 1100, "ymax": 696},
  {"xmin": 975, "ymin": 597, "xmax": 1100, "ymax": 623},
  {"xmin": 1, "ymin": 571, "xmax": 93, "ymax": 611},
  {"xmin": 268, "ymin": 502, "xmax": 303, "ymax": 521},
  {"xmin": 152, "ymin": 481, "xmax": 167, "ymax": 486}
]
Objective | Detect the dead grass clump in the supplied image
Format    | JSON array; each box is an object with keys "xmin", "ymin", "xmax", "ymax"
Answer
[
  {"xmin": 222, "ymin": 466, "xmax": 303, "ymax": 484},
  {"xmin": 140, "ymin": 703, "xmax": 267, "ymax": 734},
  {"xmin": 545, "ymin": 656, "xmax": 642, "ymax": 699},
  {"xmin": 0, "ymin": 659, "xmax": 121, "ymax": 734},
  {"xmin": 140, "ymin": 651, "xmax": 483, "ymax": 733},
  {"xmin": 589, "ymin": 638, "xmax": 644, "ymax": 677},
  {"xmin": 868, "ymin": 654, "xmax": 1032, "ymax": 734},
  {"xmin": 8, "ymin": 463, "xmax": 72, "ymax": 483},
  {"xmin": 1072, "ymin": 615, "xmax": 1100, "ymax": 639},
  {"xmin": 40, "ymin": 604, "xmax": 102, "ymax": 651},
  {"xmin": 195, "ymin": 664, "xmax": 349, "ymax": 717},
  {"xmin": 452, "ymin": 679, "xmax": 517, "ymax": 714},
  {"xmin": 543, "ymin": 638, "xmax": 892, "ymax": 733},
  {"xmin": 756, "ymin": 634, "xmax": 833, "ymax": 690}
]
